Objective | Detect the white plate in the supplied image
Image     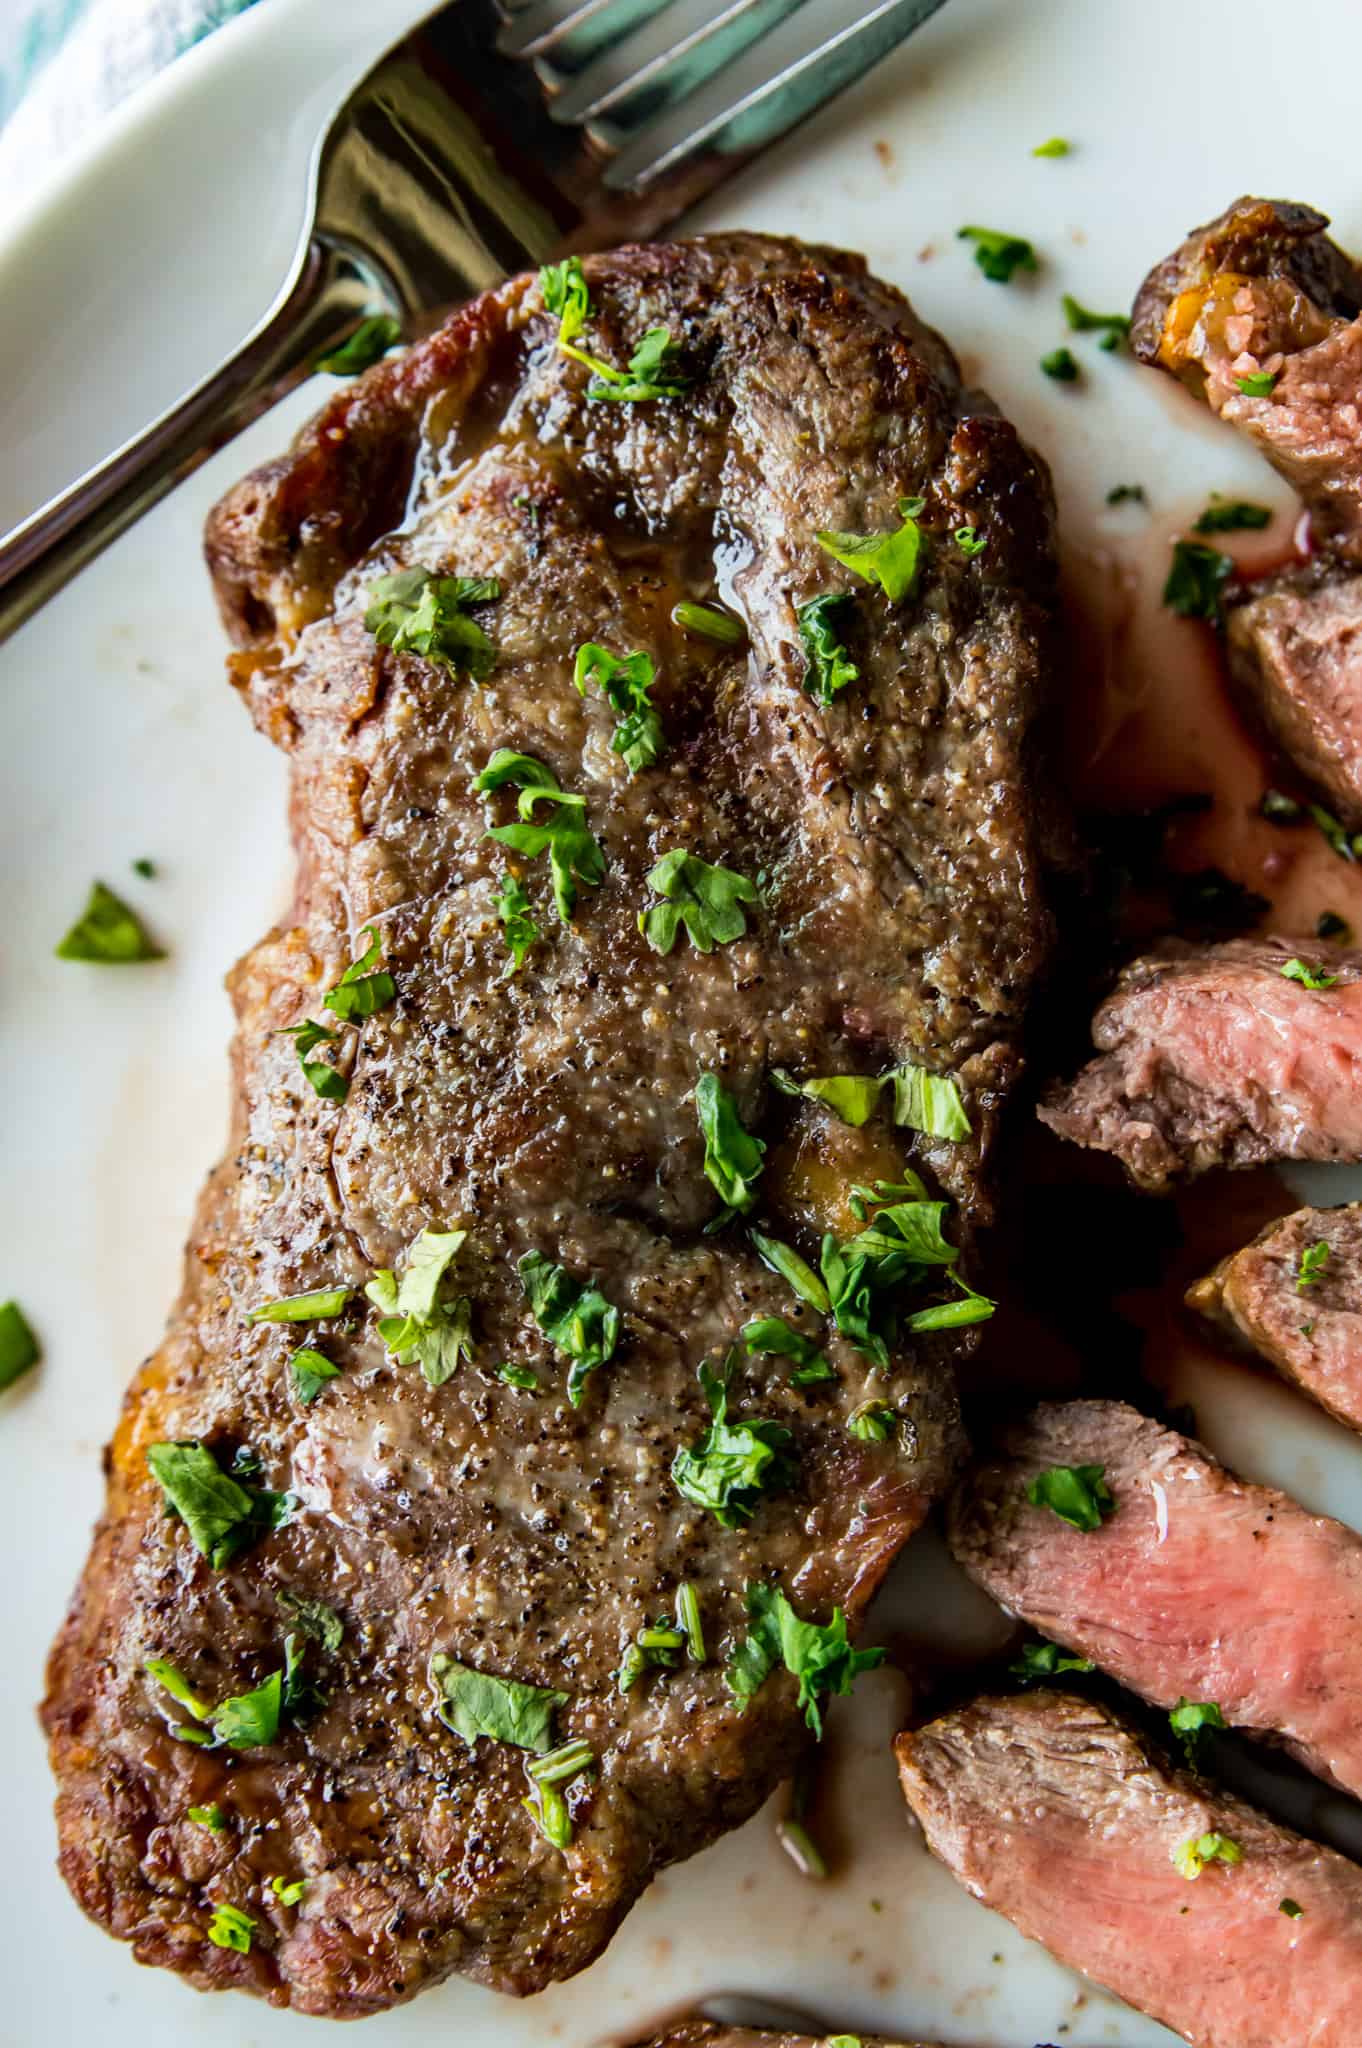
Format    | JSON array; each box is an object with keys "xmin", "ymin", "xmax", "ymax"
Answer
[{"xmin": 6, "ymin": 2, "xmax": 1362, "ymax": 2042}]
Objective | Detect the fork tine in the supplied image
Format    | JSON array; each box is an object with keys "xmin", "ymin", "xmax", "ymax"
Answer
[
  {"xmin": 498, "ymin": 0, "xmax": 670, "ymax": 65},
  {"xmin": 601, "ymin": 0, "xmax": 950, "ymax": 190},
  {"xmin": 547, "ymin": 0, "xmax": 807, "ymax": 126}
]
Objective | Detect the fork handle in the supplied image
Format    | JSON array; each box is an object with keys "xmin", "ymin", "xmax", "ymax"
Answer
[{"xmin": 0, "ymin": 241, "xmax": 377, "ymax": 645}]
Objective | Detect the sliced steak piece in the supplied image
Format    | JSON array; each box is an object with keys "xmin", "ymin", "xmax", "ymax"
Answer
[
  {"xmin": 628, "ymin": 2023, "xmax": 942, "ymax": 2048},
  {"xmin": 1133, "ymin": 198, "xmax": 1362, "ymax": 824},
  {"xmin": 1131, "ymin": 196, "xmax": 1362, "ymax": 559},
  {"xmin": 1038, "ymin": 935, "xmax": 1362, "ymax": 1190},
  {"xmin": 1189, "ymin": 1202, "xmax": 1362, "ymax": 1430},
  {"xmin": 44, "ymin": 235, "xmax": 1058, "ymax": 2017},
  {"xmin": 897, "ymin": 1688, "xmax": 1362, "ymax": 2048},
  {"xmin": 1225, "ymin": 563, "xmax": 1362, "ymax": 830},
  {"xmin": 948, "ymin": 1399, "xmax": 1362, "ymax": 1797}
]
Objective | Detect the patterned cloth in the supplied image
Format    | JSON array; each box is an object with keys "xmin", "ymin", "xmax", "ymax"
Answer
[{"xmin": 0, "ymin": 0, "xmax": 263, "ymax": 208}]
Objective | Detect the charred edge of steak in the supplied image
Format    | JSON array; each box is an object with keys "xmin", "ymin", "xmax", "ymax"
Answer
[
  {"xmin": 1130, "ymin": 195, "xmax": 1362, "ymax": 371},
  {"xmin": 625, "ymin": 2024, "xmax": 947, "ymax": 2048}
]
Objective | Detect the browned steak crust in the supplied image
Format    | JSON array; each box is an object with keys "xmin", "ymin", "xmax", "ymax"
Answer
[
  {"xmin": 43, "ymin": 234, "xmax": 1057, "ymax": 2016},
  {"xmin": 628, "ymin": 2023, "xmax": 942, "ymax": 2048}
]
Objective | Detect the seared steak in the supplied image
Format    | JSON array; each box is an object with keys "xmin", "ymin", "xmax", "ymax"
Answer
[
  {"xmin": 948, "ymin": 1399, "xmax": 1362, "ymax": 1797},
  {"xmin": 43, "ymin": 235, "xmax": 1057, "ymax": 2015},
  {"xmin": 1133, "ymin": 197, "xmax": 1362, "ymax": 824},
  {"xmin": 1038, "ymin": 935, "xmax": 1362, "ymax": 1189},
  {"xmin": 897, "ymin": 1688, "xmax": 1362, "ymax": 2048},
  {"xmin": 1189, "ymin": 1202, "xmax": 1362, "ymax": 1432}
]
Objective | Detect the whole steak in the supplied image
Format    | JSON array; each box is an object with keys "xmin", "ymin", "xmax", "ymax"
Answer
[{"xmin": 42, "ymin": 235, "xmax": 1056, "ymax": 2016}]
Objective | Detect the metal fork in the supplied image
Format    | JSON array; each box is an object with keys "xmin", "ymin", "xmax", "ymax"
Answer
[{"xmin": 0, "ymin": 0, "xmax": 950, "ymax": 643}]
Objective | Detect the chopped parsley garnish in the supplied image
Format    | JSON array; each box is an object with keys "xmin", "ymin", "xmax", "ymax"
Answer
[
  {"xmin": 1297, "ymin": 1239, "xmax": 1331, "ymax": 1290},
  {"xmin": 847, "ymin": 1176, "xmax": 923, "ymax": 1222},
  {"xmin": 902, "ymin": 1274, "xmax": 997, "ymax": 1333},
  {"xmin": 1318, "ymin": 910, "xmax": 1351, "ymax": 941},
  {"xmin": 522, "ymin": 1740, "xmax": 594, "ymax": 1848},
  {"xmin": 573, "ymin": 642, "xmax": 664, "ymax": 774},
  {"xmin": 0, "ymin": 1300, "xmax": 40, "ymax": 1391},
  {"xmin": 1174, "ymin": 1831, "xmax": 1243, "ymax": 1880},
  {"xmin": 431, "ymin": 1654, "xmax": 566, "ymax": 1751},
  {"xmin": 1026, "ymin": 1462, "xmax": 1115, "ymax": 1532},
  {"xmin": 323, "ymin": 929, "xmax": 395, "ymax": 1021},
  {"xmin": 1062, "ymin": 294, "xmax": 1131, "ymax": 345},
  {"xmin": 1194, "ymin": 497, "xmax": 1272, "ymax": 534},
  {"xmin": 796, "ymin": 592, "xmax": 859, "ymax": 706},
  {"xmin": 314, "ymin": 313, "xmax": 402, "ymax": 375},
  {"xmin": 1107, "ymin": 483, "xmax": 1147, "ymax": 505},
  {"xmin": 742, "ymin": 1315, "xmax": 834, "ymax": 1386},
  {"xmin": 518, "ymin": 1249, "xmax": 620, "ymax": 1406},
  {"xmin": 818, "ymin": 1198, "xmax": 967, "ymax": 1368},
  {"xmin": 618, "ymin": 1617, "xmax": 686, "ymax": 1693},
  {"xmin": 477, "ymin": 750, "xmax": 605, "ymax": 924},
  {"xmin": 1281, "ymin": 1897, "xmax": 1304, "ymax": 1918},
  {"xmin": 207, "ymin": 1903, "xmax": 255, "ymax": 1952},
  {"xmin": 276, "ymin": 1589, "xmax": 344, "ymax": 1651},
  {"xmin": 1236, "ymin": 370, "xmax": 1278, "ymax": 397},
  {"xmin": 145, "ymin": 1439, "xmax": 293, "ymax": 1567},
  {"xmin": 56, "ymin": 880, "xmax": 163, "ymax": 963},
  {"xmin": 1309, "ymin": 801, "xmax": 1362, "ymax": 862},
  {"xmin": 888, "ymin": 1063, "xmax": 972, "ymax": 1139},
  {"xmin": 676, "ymin": 1580, "xmax": 705, "ymax": 1662},
  {"xmin": 671, "ymin": 1355, "xmax": 795, "ymax": 1528},
  {"xmin": 213, "ymin": 1669, "xmax": 284, "ymax": 1748},
  {"xmin": 748, "ymin": 1229, "xmax": 831, "ymax": 1314},
  {"xmin": 1280, "ymin": 957, "xmax": 1338, "ymax": 990},
  {"xmin": 1032, "ymin": 136, "xmax": 1070, "ymax": 156},
  {"xmin": 247, "ymin": 1285, "xmax": 350, "ymax": 1323},
  {"xmin": 188, "ymin": 1803, "xmax": 227, "ymax": 1831},
  {"xmin": 777, "ymin": 1816, "xmax": 829, "ymax": 1880},
  {"xmin": 847, "ymin": 1400, "xmax": 897, "ymax": 1443},
  {"xmin": 725, "ymin": 1578, "xmax": 884, "ymax": 1737},
  {"xmin": 146, "ymin": 1658, "xmax": 283, "ymax": 1749},
  {"xmin": 540, "ymin": 255, "xmax": 686, "ymax": 403},
  {"xmin": 289, "ymin": 1347, "xmax": 340, "ymax": 1406},
  {"xmin": 494, "ymin": 869, "xmax": 540, "ymax": 975},
  {"xmin": 1169, "ymin": 1697, "xmax": 1228, "ymax": 1766},
  {"xmin": 639, "ymin": 847, "xmax": 758, "ymax": 954},
  {"xmin": 497, "ymin": 1360, "xmax": 538, "ymax": 1390},
  {"xmin": 281, "ymin": 1017, "xmax": 347, "ymax": 1101},
  {"xmin": 671, "ymin": 599, "xmax": 745, "ymax": 644},
  {"xmin": 958, "ymin": 225, "xmax": 1039, "ymax": 283},
  {"xmin": 771, "ymin": 1068, "xmax": 883, "ymax": 1127},
  {"xmin": 1040, "ymin": 346, "xmax": 1080, "ymax": 382},
  {"xmin": 816, "ymin": 497, "xmax": 924, "ymax": 603},
  {"xmin": 1163, "ymin": 538, "xmax": 1234, "ymax": 622},
  {"xmin": 364, "ymin": 567, "xmax": 500, "ymax": 681},
  {"xmin": 1260, "ymin": 788, "xmax": 1304, "ymax": 823},
  {"xmin": 365, "ymin": 1227, "xmax": 471, "ymax": 1387},
  {"xmin": 1010, "ymin": 1640, "xmax": 1094, "ymax": 1681},
  {"xmin": 271, "ymin": 1875, "xmax": 307, "ymax": 1906},
  {"xmin": 954, "ymin": 525, "xmax": 987, "ymax": 557},
  {"xmin": 696, "ymin": 1072, "xmax": 766, "ymax": 1215},
  {"xmin": 132, "ymin": 856, "xmax": 156, "ymax": 879}
]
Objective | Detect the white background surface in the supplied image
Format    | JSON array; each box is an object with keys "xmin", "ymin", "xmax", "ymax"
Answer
[{"xmin": 5, "ymin": 1, "xmax": 1362, "ymax": 2042}]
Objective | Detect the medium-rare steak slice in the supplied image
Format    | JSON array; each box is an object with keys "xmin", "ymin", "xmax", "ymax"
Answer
[
  {"xmin": 948, "ymin": 1399, "xmax": 1362, "ymax": 1797},
  {"xmin": 1038, "ymin": 935, "xmax": 1362, "ymax": 1189},
  {"xmin": 42, "ymin": 234, "xmax": 1057, "ymax": 2016},
  {"xmin": 1131, "ymin": 195, "xmax": 1362, "ymax": 558},
  {"xmin": 627, "ymin": 2022, "xmax": 944, "ymax": 2048},
  {"xmin": 1133, "ymin": 197, "xmax": 1362, "ymax": 824},
  {"xmin": 897, "ymin": 1688, "xmax": 1362, "ymax": 2048},
  {"xmin": 1189, "ymin": 1202, "xmax": 1362, "ymax": 1432}
]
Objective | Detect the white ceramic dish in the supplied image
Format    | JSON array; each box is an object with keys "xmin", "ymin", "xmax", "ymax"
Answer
[{"xmin": 5, "ymin": 2, "xmax": 1362, "ymax": 2042}]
